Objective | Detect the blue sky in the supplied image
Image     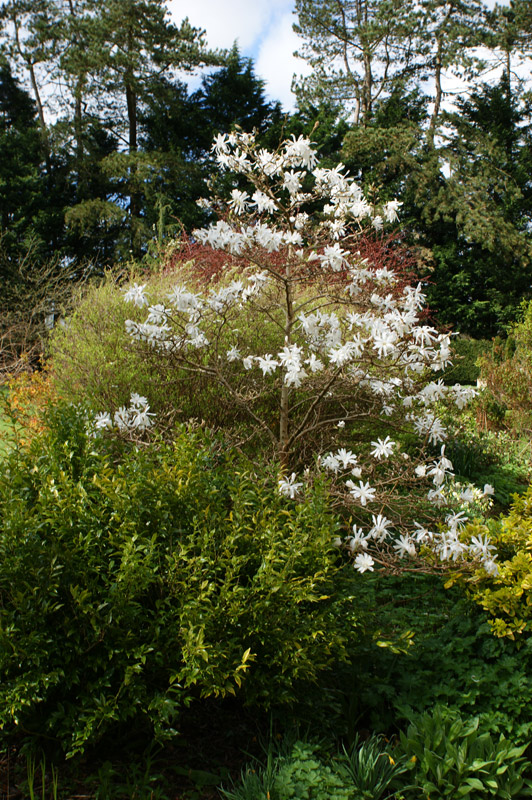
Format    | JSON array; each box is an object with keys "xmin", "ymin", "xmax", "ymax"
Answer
[{"xmin": 167, "ymin": 0, "xmax": 309, "ymax": 110}]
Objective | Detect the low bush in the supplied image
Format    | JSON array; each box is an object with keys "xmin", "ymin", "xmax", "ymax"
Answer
[
  {"xmin": 48, "ymin": 276, "xmax": 159, "ymax": 415},
  {"xmin": 0, "ymin": 403, "xmax": 360, "ymax": 757},
  {"xmin": 478, "ymin": 301, "xmax": 532, "ymax": 433},
  {"xmin": 397, "ymin": 705, "xmax": 532, "ymax": 799},
  {"xmin": 438, "ymin": 406, "xmax": 531, "ymax": 508},
  {"xmin": 48, "ymin": 269, "xmax": 282, "ymax": 444},
  {"xmin": 221, "ymin": 736, "xmax": 406, "ymax": 800}
]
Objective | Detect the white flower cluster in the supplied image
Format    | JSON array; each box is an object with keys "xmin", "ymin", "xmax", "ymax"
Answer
[
  {"xmin": 93, "ymin": 393, "xmax": 155, "ymax": 435},
  {"xmin": 281, "ymin": 441, "xmax": 497, "ymax": 577},
  {"xmin": 124, "ymin": 272, "xmax": 269, "ymax": 352},
  {"xmin": 200, "ymin": 131, "xmax": 403, "ymax": 249}
]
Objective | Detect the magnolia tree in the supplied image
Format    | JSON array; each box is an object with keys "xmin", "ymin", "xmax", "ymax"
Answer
[{"xmin": 105, "ymin": 130, "xmax": 496, "ymax": 576}]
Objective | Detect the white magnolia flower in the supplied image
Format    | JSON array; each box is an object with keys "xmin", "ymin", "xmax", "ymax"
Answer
[
  {"xmin": 146, "ymin": 304, "xmax": 168, "ymax": 324},
  {"xmin": 346, "ymin": 480, "xmax": 376, "ymax": 506},
  {"xmin": 130, "ymin": 393, "xmax": 148, "ymax": 408},
  {"xmin": 284, "ymin": 135, "xmax": 318, "ymax": 169},
  {"xmin": 306, "ymin": 354, "xmax": 324, "ymax": 373},
  {"xmin": 445, "ymin": 511, "xmax": 468, "ymax": 531},
  {"xmin": 284, "ymin": 367, "xmax": 307, "ymax": 387},
  {"xmin": 167, "ymin": 285, "xmax": 202, "ymax": 313},
  {"xmin": 229, "ymin": 189, "xmax": 249, "ymax": 214},
  {"xmin": 227, "ymin": 346, "xmax": 241, "ymax": 362},
  {"xmin": 336, "ymin": 448, "xmax": 358, "ymax": 469},
  {"xmin": 282, "ymin": 170, "xmax": 303, "ymax": 195},
  {"xmin": 383, "ymin": 200, "xmax": 402, "ymax": 223},
  {"xmin": 354, "ymin": 553, "xmax": 375, "ymax": 573},
  {"xmin": 393, "ymin": 535, "xmax": 416, "ymax": 558},
  {"xmin": 349, "ymin": 525, "xmax": 369, "ymax": 551},
  {"xmin": 114, "ymin": 406, "xmax": 131, "ymax": 432},
  {"xmin": 370, "ymin": 436, "xmax": 395, "ymax": 460},
  {"xmin": 414, "ymin": 524, "xmax": 433, "ymax": 543},
  {"xmin": 369, "ymin": 514, "xmax": 391, "ymax": 541},
  {"xmin": 94, "ymin": 412, "xmax": 113, "ymax": 430},
  {"xmin": 319, "ymin": 244, "xmax": 348, "ymax": 272},
  {"xmin": 322, "ymin": 453, "xmax": 340, "ymax": 473},
  {"xmin": 131, "ymin": 406, "xmax": 155, "ymax": 431},
  {"xmin": 256, "ymin": 355, "xmax": 279, "ymax": 376},
  {"xmin": 469, "ymin": 534, "xmax": 496, "ymax": 559},
  {"xmin": 252, "ymin": 190, "xmax": 277, "ymax": 213},
  {"xmin": 483, "ymin": 559, "xmax": 499, "ymax": 576},
  {"xmin": 123, "ymin": 282, "xmax": 148, "ymax": 307},
  {"xmin": 278, "ymin": 473, "xmax": 303, "ymax": 499},
  {"xmin": 483, "ymin": 484, "xmax": 495, "ymax": 496}
]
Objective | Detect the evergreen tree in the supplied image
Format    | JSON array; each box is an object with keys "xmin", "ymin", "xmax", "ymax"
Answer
[
  {"xmin": 0, "ymin": 59, "xmax": 44, "ymax": 253},
  {"xmin": 59, "ymin": 0, "xmax": 224, "ymax": 258},
  {"xmin": 416, "ymin": 0, "xmax": 487, "ymax": 146},
  {"xmin": 413, "ymin": 75, "xmax": 532, "ymax": 336}
]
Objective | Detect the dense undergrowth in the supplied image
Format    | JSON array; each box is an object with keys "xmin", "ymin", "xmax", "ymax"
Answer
[{"xmin": 2, "ymin": 378, "xmax": 532, "ymax": 797}]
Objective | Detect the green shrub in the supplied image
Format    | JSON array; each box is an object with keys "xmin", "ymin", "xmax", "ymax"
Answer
[
  {"xmin": 438, "ymin": 406, "xmax": 531, "ymax": 508},
  {"xmin": 48, "ymin": 270, "xmax": 282, "ymax": 445},
  {"xmin": 478, "ymin": 300, "xmax": 532, "ymax": 432},
  {"xmin": 335, "ymin": 573, "xmax": 532, "ymax": 746},
  {"xmin": 0, "ymin": 404, "xmax": 358, "ymax": 757},
  {"xmin": 48, "ymin": 275, "xmax": 162, "ymax": 414},
  {"xmin": 457, "ymin": 486, "xmax": 532, "ymax": 639}
]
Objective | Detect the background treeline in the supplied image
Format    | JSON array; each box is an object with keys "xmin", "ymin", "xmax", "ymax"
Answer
[{"xmin": 1, "ymin": 0, "xmax": 532, "ymax": 342}]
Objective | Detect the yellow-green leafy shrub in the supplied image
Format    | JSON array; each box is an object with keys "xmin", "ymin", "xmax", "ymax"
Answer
[
  {"xmin": 0, "ymin": 403, "xmax": 359, "ymax": 757},
  {"xmin": 458, "ymin": 487, "xmax": 532, "ymax": 638}
]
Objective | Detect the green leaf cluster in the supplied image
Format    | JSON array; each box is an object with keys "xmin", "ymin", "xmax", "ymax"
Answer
[
  {"xmin": 398, "ymin": 705, "xmax": 532, "ymax": 799},
  {"xmin": 338, "ymin": 574, "xmax": 532, "ymax": 745}
]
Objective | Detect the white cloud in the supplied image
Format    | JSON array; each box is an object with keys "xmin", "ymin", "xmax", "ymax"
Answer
[
  {"xmin": 168, "ymin": 0, "xmax": 305, "ymax": 109},
  {"xmin": 168, "ymin": 0, "xmax": 293, "ymax": 52},
  {"xmin": 255, "ymin": 11, "xmax": 311, "ymax": 109}
]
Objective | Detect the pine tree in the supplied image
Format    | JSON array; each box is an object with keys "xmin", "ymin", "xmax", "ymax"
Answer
[
  {"xmin": 61, "ymin": 0, "xmax": 223, "ymax": 257},
  {"xmin": 293, "ymin": 0, "xmax": 420, "ymax": 125}
]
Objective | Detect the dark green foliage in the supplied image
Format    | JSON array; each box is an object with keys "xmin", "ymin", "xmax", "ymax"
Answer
[
  {"xmin": 344, "ymin": 575, "xmax": 532, "ymax": 745},
  {"xmin": 441, "ymin": 338, "xmax": 491, "ymax": 385},
  {"xmin": 0, "ymin": 60, "xmax": 64, "ymax": 262},
  {"xmin": 441, "ymin": 428, "xmax": 530, "ymax": 508},
  {"xmin": 0, "ymin": 62, "xmax": 43, "ymax": 250},
  {"xmin": 0, "ymin": 404, "xmax": 357, "ymax": 756},
  {"xmin": 137, "ymin": 45, "xmax": 285, "ymax": 236},
  {"xmin": 416, "ymin": 75, "xmax": 532, "ymax": 337}
]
